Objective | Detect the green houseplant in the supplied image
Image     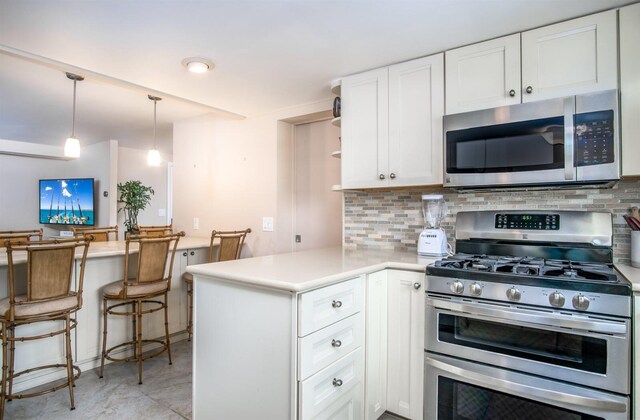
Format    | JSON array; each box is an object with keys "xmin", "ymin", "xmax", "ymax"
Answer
[{"xmin": 117, "ymin": 180, "xmax": 155, "ymax": 233}]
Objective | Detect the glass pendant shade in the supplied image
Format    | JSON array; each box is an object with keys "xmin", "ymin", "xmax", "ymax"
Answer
[
  {"xmin": 64, "ymin": 136, "xmax": 81, "ymax": 158},
  {"xmin": 147, "ymin": 148, "xmax": 161, "ymax": 166}
]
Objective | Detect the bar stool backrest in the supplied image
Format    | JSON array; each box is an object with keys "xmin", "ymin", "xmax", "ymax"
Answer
[
  {"xmin": 124, "ymin": 232, "xmax": 184, "ymax": 295},
  {"xmin": 72, "ymin": 225, "xmax": 118, "ymax": 242},
  {"xmin": 0, "ymin": 229, "xmax": 43, "ymax": 247},
  {"xmin": 210, "ymin": 229, "xmax": 252, "ymax": 262}
]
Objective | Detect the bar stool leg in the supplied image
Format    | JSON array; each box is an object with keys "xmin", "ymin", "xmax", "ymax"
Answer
[
  {"xmin": 187, "ymin": 282, "xmax": 193, "ymax": 341},
  {"xmin": 132, "ymin": 301, "xmax": 137, "ymax": 359},
  {"xmin": 65, "ymin": 314, "xmax": 75, "ymax": 410},
  {"xmin": 164, "ymin": 293, "xmax": 172, "ymax": 365},
  {"xmin": 7, "ymin": 325, "xmax": 15, "ymax": 401},
  {"xmin": 137, "ymin": 299, "xmax": 143, "ymax": 385},
  {"xmin": 99, "ymin": 297, "xmax": 108, "ymax": 378},
  {"xmin": 1, "ymin": 321, "xmax": 7, "ymax": 416}
]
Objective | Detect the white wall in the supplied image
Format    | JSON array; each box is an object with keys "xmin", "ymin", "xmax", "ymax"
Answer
[
  {"xmin": 0, "ymin": 140, "xmax": 116, "ymax": 234},
  {"xmin": 116, "ymin": 146, "xmax": 171, "ymax": 233},
  {"xmin": 293, "ymin": 120, "xmax": 342, "ymax": 251},
  {"xmin": 172, "ymin": 99, "xmax": 334, "ymax": 257}
]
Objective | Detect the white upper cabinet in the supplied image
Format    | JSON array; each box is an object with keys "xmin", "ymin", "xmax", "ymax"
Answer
[
  {"xmin": 341, "ymin": 68, "xmax": 389, "ymax": 189},
  {"xmin": 388, "ymin": 54, "xmax": 444, "ymax": 186},
  {"xmin": 341, "ymin": 54, "xmax": 444, "ymax": 189},
  {"xmin": 521, "ymin": 10, "xmax": 618, "ymax": 102},
  {"xmin": 620, "ymin": 3, "xmax": 640, "ymax": 177},
  {"xmin": 445, "ymin": 34, "xmax": 521, "ymax": 114}
]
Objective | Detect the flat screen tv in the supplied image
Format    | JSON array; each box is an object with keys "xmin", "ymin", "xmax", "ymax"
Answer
[{"xmin": 39, "ymin": 178, "xmax": 95, "ymax": 226}]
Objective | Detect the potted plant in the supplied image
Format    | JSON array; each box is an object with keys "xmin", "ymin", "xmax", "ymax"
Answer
[{"xmin": 117, "ymin": 180, "xmax": 154, "ymax": 234}]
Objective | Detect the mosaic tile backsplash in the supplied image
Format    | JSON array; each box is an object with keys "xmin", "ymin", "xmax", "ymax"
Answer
[{"xmin": 343, "ymin": 178, "xmax": 640, "ymax": 264}]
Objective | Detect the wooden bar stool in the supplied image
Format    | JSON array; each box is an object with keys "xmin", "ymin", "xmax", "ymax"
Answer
[
  {"xmin": 1, "ymin": 237, "xmax": 92, "ymax": 415},
  {"xmin": 71, "ymin": 225, "xmax": 118, "ymax": 242},
  {"xmin": 99, "ymin": 231, "xmax": 184, "ymax": 384},
  {"xmin": 184, "ymin": 228, "xmax": 250, "ymax": 341}
]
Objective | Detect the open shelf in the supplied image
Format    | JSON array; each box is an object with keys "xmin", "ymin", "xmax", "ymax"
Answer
[
  {"xmin": 331, "ymin": 117, "xmax": 341, "ymax": 127},
  {"xmin": 331, "ymin": 80, "xmax": 341, "ymax": 96},
  {"xmin": 331, "ymin": 150, "xmax": 341, "ymax": 159},
  {"xmin": 331, "ymin": 184, "xmax": 342, "ymax": 191}
]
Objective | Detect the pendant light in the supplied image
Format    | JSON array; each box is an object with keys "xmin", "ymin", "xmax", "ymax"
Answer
[
  {"xmin": 147, "ymin": 95, "xmax": 162, "ymax": 166},
  {"xmin": 64, "ymin": 72, "xmax": 84, "ymax": 158}
]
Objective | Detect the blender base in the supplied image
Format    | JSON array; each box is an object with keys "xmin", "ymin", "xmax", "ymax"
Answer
[{"xmin": 417, "ymin": 228, "xmax": 448, "ymax": 256}]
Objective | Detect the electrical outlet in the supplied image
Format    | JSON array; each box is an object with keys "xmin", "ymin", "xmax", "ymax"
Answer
[
  {"xmin": 295, "ymin": 235, "xmax": 301, "ymax": 243},
  {"xmin": 158, "ymin": 208, "xmax": 166, "ymax": 217},
  {"xmin": 262, "ymin": 217, "xmax": 274, "ymax": 232},
  {"xmin": 193, "ymin": 217, "xmax": 200, "ymax": 230}
]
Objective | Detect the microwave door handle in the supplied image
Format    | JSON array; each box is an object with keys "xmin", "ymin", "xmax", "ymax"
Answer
[
  {"xmin": 564, "ymin": 96, "xmax": 576, "ymax": 180},
  {"xmin": 428, "ymin": 357, "xmax": 628, "ymax": 413}
]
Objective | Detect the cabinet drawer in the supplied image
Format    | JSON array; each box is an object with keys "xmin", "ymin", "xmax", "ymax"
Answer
[
  {"xmin": 308, "ymin": 382, "xmax": 363, "ymax": 420},
  {"xmin": 299, "ymin": 277, "xmax": 363, "ymax": 336},
  {"xmin": 298, "ymin": 313, "xmax": 363, "ymax": 381},
  {"xmin": 299, "ymin": 348, "xmax": 364, "ymax": 420}
]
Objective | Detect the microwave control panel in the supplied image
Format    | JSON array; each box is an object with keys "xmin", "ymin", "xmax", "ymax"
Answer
[
  {"xmin": 574, "ymin": 110, "xmax": 614, "ymax": 167},
  {"xmin": 495, "ymin": 213, "xmax": 559, "ymax": 230}
]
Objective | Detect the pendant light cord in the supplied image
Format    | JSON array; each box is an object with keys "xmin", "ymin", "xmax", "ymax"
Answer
[
  {"xmin": 153, "ymin": 97, "xmax": 157, "ymax": 149},
  {"xmin": 71, "ymin": 79, "xmax": 77, "ymax": 138}
]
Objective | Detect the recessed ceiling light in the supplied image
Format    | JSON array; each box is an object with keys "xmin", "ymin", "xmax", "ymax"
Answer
[{"xmin": 181, "ymin": 57, "xmax": 214, "ymax": 73}]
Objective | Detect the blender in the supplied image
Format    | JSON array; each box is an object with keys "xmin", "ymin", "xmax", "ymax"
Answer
[{"xmin": 417, "ymin": 194, "xmax": 449, "ymax": 256}]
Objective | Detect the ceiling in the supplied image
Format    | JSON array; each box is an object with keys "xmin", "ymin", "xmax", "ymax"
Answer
[{"xmin": 0, "ymin": 0, "xmax": 633, "ymax": 152}]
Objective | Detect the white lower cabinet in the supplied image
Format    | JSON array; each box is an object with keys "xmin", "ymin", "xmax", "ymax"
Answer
[
  {"xmin": 386, "ymin": 269, "xmax": 425, "ymax": 419},
  {"xmin": 365, "ymin": 270, "xmax": 388, "ymax": 420}
]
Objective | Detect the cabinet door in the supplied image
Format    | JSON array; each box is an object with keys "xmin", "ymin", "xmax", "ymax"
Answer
[
  {"xmin": 620, "ymin": 3, "xmax": 640, "ymax": 176},
  {"xmin": 521, "ymin": 10, "xmax": 617, "ymax": 102},
  {"xmin": 341, "ymin": 68, "xmax": 389, "ymax": 189},
  {"xmin": 386, "ymin": 270, "xmax": 424, "ymax": 419},
  {"xmin": 388, "ymin": 54, "xmax": 444, "ymax": 186},
  {"xmin": 365, "ymin": 270, "xmax": 387, "ymax": 420},
  {"xmin": 445, "ymin": 34, "xmax": 521, "ymax": 114}
]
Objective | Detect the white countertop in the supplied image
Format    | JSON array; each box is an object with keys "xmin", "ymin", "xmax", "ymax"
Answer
[
  {"xmin": 615, "ymin": 263, "xmax": 640, "ymax": 292},
  {"xmin": 187, "ymin": 247, "xmax": 438, "ymax": 293},
  {"xmin": 0, "ymin": 236, "xmax": 211, "ymax": 266}
]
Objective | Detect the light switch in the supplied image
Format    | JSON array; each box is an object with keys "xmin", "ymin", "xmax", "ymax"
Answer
[
  {"xmin": 262, "ymin": 217, "xmax": 274, "ymax": 232},
  {"xmin": 158, "ymin": 208, "xmax": 166, "ymax": 217}
]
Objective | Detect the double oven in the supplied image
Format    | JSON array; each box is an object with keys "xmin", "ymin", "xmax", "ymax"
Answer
[{"xmin": 424, "ymin": 210, "xmax": 632, "ymax": 420}]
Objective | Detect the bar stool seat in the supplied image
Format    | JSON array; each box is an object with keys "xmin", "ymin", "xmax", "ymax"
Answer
[
  {"xmin": 102, "ymin": 279, "xmax": 168, "ymax": 299},
  {"xmin": 0, "ymin": 294, "xmax": 79, "ymax": 318}
]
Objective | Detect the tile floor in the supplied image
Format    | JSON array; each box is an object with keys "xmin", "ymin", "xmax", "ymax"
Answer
[
  {"xmin": 4, "ymin": 340, "xmax": 192, "ymax": 419},
  {"xmin": 4, "ymin": 340, "xmax": 407, "ymax": 419}
]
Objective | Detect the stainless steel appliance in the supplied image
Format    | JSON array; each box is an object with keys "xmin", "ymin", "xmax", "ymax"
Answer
[
  {"xmin": 424, "ymin": 210, "xmax": 632, "ymax": 419},
  {"xmin": 443, "ymin": 90, "xmax": 620, "ymax": 189}
]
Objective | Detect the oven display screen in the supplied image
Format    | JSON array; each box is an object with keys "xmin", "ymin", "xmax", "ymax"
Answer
[{"xmin": 495, "ymin": 213, "xmax": 559, "ymax": 230}]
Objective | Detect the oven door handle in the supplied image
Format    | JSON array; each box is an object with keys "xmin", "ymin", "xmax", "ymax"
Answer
[
  {"xmin": 428, "ymin": 357, "xmax": 628, "ymax": 413},
  {"xmin": 428, "ymin": 299, "xmax": 627, "ymax": 335}
]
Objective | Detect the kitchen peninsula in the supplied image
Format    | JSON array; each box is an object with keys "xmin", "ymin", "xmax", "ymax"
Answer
[{"xmin": 187, "ymin": 246, "xmax": 640, "ymax": 420}]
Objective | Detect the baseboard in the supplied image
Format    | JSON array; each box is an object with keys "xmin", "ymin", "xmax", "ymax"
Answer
[{"xmin": 9, "ymin": 331, "xmax": 190, "ymax": 393}]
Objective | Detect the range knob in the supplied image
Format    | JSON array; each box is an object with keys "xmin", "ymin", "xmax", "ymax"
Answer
[
  {"xmin": 469, "ymin": 282, "xmax": 482, "ymax": 297},
  {"xmin": 506, "ymin": 287, "xmax": 521, "ymax": 301},
  {"xmin": 572, "ymin": 294, "xmax": 590, "ymax": 311},
  {"xmin": 549, "ymin": 291, "xmax": 566, "ymax": 307},
  {"xmin": 450, "ymin": 281, "xmax": 464, "ymax": 294}
]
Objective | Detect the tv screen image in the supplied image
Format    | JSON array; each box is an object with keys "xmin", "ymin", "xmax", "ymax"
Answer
[{"xmin": 39, "ymin": 178, "xmax": 95, "ymax": 226}]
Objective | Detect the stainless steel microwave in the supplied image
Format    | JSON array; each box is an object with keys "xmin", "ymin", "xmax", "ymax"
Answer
[{"xmin": 443, "ymin": 90, "xmax": 620, "ymax": 189}]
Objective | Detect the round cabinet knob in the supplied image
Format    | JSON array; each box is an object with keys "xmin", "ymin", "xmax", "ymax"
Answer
[
  {"xmin": 525, "ymin": 86, "xmax": 533, "ymax": 94},
  {"xmin": 549, "ymin": 291, "xmax": 566, "ymax": 308},
  {"xmin": 572, "ymin": 294, "xmax": 590, "ymax": 311},
  {"xmin": 331, "ymin": 300, "xmax": 343, "ymax": 308},
  {"xmin": 506, "ymin": 287, "xmax": 521, "ymax": 302},
  {"xmin": 379, "ymin": 174, "xmax": 386, "ymax": 180},
  {"xmin": 450, "ymin": 281, "xmax": 464, "ymax": 294},
  {"xmin": 183, "ymin": 252, "xmax": 188, "ymax": 257},
  {"xmin": 332, "ymin": 378, "xmax": 343, "ymax": 387},
  {"xmin": 190, "ymin": 251, "xmax": 195, "ymax": 256},
  {"xmin": 508, "ymin": 89, "xmax": 516, "ymax": 97},
  {"xmin": 390, "ymin": 173, "xmax": 396, "ymax": 179},
  {"xmin": 469, "ymin": 282, "xmax": 482, "ymax": 297},
  {"xmin": 413, "ymin": 282, "xmax": 422, "ymax": 290},
  {"xmin": 331, "ymin": 339, "xmax": 342, "ymax": 348}
]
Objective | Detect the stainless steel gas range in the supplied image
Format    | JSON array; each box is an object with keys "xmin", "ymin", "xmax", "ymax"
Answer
[{"xmin": 424, "ymin": 210, "xmax": 632, "ymax": 420}]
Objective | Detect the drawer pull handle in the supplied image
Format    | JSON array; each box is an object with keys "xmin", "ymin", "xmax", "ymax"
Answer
[
  {"xmin": 331, "ymin": 339, "xmax": 342, "ymax": 348},
  {"xmin": 331, "ymin": 300, "xmax": 343, "ymax": 308},
  {"xmin": 332, "ymin": 378, "xmax": 343, "ymax": 387}
]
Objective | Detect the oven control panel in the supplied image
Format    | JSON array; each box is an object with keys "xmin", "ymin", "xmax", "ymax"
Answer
[{"xmin": 495, "ymin": 213, "xmax": 559, "ymax": 230}]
